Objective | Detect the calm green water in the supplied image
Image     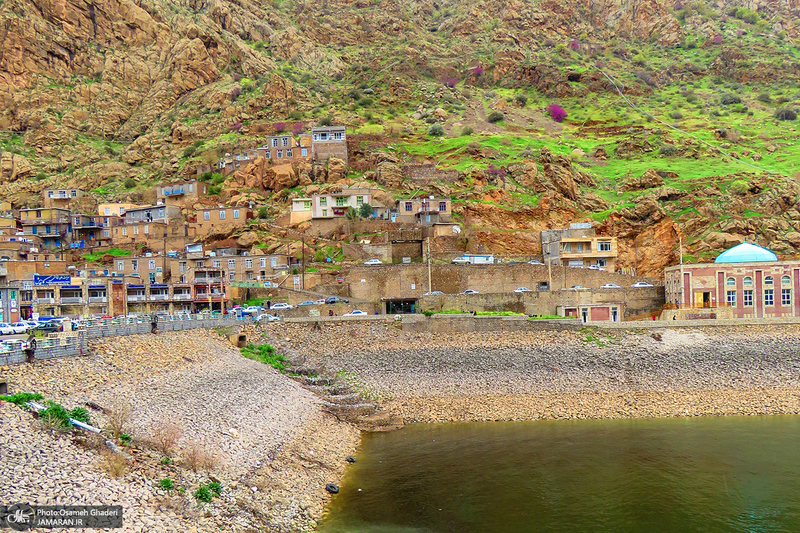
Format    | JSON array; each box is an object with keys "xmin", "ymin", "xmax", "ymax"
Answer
[{"xmin": 318, "ymin": 416, "xmax": 800, "ymax": 533}]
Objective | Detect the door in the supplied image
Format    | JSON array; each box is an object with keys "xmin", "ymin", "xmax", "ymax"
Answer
[
  {"xmin": 581, "ymin": 309, "xmax": 588, "ymax": 323},
  {"xmin": 694, "ymin": 292, "xmax": 704, "ymax": 308}
]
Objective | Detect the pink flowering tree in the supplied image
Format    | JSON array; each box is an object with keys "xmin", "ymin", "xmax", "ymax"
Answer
[
  {"xmin": 292, "ymin": 122, "xmax": 305, "ymax": 135},
  {"xmin": 273, "ymin": 122, "xmax": 286, "ymax": 133},
  {"xmin": 546, "ymin": 103, "xmax": 567, "ymax": 123}
]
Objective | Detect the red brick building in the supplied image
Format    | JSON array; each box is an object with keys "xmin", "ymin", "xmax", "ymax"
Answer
[{"xmin": 664, "ymin": 243, "xmax": 800, "ymax": 319}]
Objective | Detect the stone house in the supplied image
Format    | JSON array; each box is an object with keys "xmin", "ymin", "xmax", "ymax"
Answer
[
  {"xmin": 191, "ymin": 207, "xmax": 253, "ymax": 234},
  {"xmin": 394, "ymin": 196, "xmax": 452, "ymax": 225},
  {"xmin": 311, "ymin": 189, "xmax": 372, "ymax": 219},
  {"xmin": 20, "ymin": 208, "xmax": 72, "ymax": 249},
  {"xmin": 311, "ymin": 126, "xmax": 347, "ymax": 165},
  {"xmin": 43, "ymin": 188, "xmax": 86, "ymax": 208},
  {"xmin": 155, "ymin": 180, "xmax": 208, "ymax": 206}
]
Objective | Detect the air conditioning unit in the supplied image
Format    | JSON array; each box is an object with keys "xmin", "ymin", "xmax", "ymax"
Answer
[
  {"xmin": 130, "ymin": 273, "xmax": 140, "ymax": 278},
  {"xmin": 156, "ymin": 267, "xmax": 162, "ymax": 273}
]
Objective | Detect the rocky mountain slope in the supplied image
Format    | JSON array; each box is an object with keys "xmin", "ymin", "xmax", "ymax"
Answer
[{"xmin": 1, "ymin": 0, "xmax": 800, "ymax": 275}]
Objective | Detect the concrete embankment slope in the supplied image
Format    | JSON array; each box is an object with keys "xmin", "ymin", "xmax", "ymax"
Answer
[
  {"xmin": 0, "ymin": 330, "xmax": 359, "ymax": 533},
  {"xmin": 264, "ymin": 321, "xmax": 800, "ymax": 423}
]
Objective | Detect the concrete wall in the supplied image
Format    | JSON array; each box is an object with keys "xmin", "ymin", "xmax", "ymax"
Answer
[
  {"xmin": 345, "ymin": 263, "xmax": 660, "ymax": 302},
  {"xmin": 401, "ymin": 315, "xmax": 582, "ymax": 334},
  {"xmin": 418, "ymin": 286, "xmax": 664, "ymax": 318}
]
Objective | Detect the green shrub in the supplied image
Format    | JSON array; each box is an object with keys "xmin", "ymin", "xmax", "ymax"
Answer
[
  {"xmin": 257, "ymin": 206, "xmax": 269, "ymax": 218},
  {"xmin": 514, "ymin": 94, "xmax": 528, "ymax": 106},
  {"xmin": 660, "ymin": 145, "xmax": 677, "ymax": 156},
  {"xmin": 211, "ymin": 173, "xmax": 226, "ymax": 185},
  {"xmin": 461, "ymin": 126, "xmax": 473, "ymax": 136},
  {"xmin": 1, "ymin": 392, "xmax": 44, "ymax": 406},
  {"xmin": 120, "ymin": 433, "xmax": 132, "ymax": 445},
  {"xmin": 39, "ymin": 401, "xmax": 72, "ymax": 429},
  {"xmin": 241, "ymin": 343, "xmax": 288, "ymax": 372},
  {"xmin": 208, "ymin": 185, "xmax": 222, "ymax": 196},
  {"xmin": 427, "ymin": 123, "xmax": 445, "ymax": 137},
  {"xmin": 208, "ymin": 482, "xmax": 222, "ymax": 496},
  {"xmin": 775, "ymin": 107, "xmax": 797, "ymax": 121},
  {"xmin": 313, "ymin": 249, "xmax": 326, "ymax": 262},
  {"xmin": 487, "ymin": 111, "xmax": 504, "ymax": 123},
  {"xmin": 68, "ymin": 407, "xmax": 91, "ymax": 424},
  {"xmin": 422, "ymin": 310, "xmax": 434, "ymax": 317},
  {"xmin": 757, "ymin": 92, "xmax": 771, "ymax": 103},
  {"xmin": 200, "ymin": 171, "xmax": 212, "ymax": 181},
  {"xmin": 686, "ymin": 94, "xmax": 698, "ymax": 103},
  {"xmin": 194, "ymin": 486, "xmax": 212, "ymax": 503},
  {"xmin": 123, "ymin": 178, "xmax": 136, "ymax": 189},
  {"xmin": 729, "ymin": 180, "xmax": 749, "ymax": 195},
  {"xmin": 720, "ymin": 94, "xmax": 741, "ymax": 105},
  {"xmin": 182, "ymin": 145, "xmax": 196, "ymax": 158},
  {"xmin": 319, "ymin": 116, "xmax": 333, "ymax": 126},
  {"xmin": 669, "ymin": 111, "xmax": 684, "ymax": 119},
  {"xmin": 159, "ymin": 478, "xmax": 174, "ymax": 493}
]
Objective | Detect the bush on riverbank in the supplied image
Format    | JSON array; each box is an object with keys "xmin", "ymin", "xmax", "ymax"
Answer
[{"xmin": 241, "ymin": 343, "xmax": 288, "ymax": 372}]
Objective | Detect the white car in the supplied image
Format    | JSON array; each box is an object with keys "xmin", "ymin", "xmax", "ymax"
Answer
[
  {"xmin": 256, "ymin": 313, "xmax": 281, "ymax": 322},
  {"xmin": 600, "ymin": 283, "xmax": 621, "ymax": 289},
  {"xmin": 514, "ymin": 287, "xmax": 532, "ymax": 293},
  {"xmin": 461, "ymin": 289, "xmax": 479, "ymax": 295},
  {"xmin": 452, "ymin": 257, "xmax": 471, "ymax": 265},
  {"xmin": 631, "ymin": 281, "xmax": 654, "ymax": 288},
  {"xmin": 586, "ymin": 265, "xmax": 604, "ymax": 271},
  {"xmin": 343, "ymin": 310, "xmax": 367, "ymax": 317},
  {"xmin": 528, "ymin": 260, "xmax": 545, "ymax": 265},
  {"xmin": 0, "ymin": 323, "xmax": 15, "ymax": 335},
  {"xmin": 270, "ymin": 303, "xmax": 293, "ymax": 310},
  {"xmin": 314, "ymin": 299, "xmax": 326, "ymax": 305},
  {"xmin": 364, "ymin": 259, "xmax": 383, "ymax": 265},
  {"xmin": 423, "ymin": 291, "xmax": 444, "ymax": 296},
  {"xmin": 10, "ymin": 322, "xmax": 31, "ymax": 333}
]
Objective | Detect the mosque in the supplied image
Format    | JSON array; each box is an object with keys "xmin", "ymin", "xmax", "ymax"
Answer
[{"xmin": 664, "ymin": 242, "xmax": 799, "ymax": 319}]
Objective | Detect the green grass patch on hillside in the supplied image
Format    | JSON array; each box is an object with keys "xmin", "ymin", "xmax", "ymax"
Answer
[{"xmin": 82, "ymin": 248, "xmax": 132, "ymax": 262}]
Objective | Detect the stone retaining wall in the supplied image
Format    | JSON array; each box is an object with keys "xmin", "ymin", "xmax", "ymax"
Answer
[{"xmin": 401, "ymin": 315, "xmax": 582, "ymax": 333}]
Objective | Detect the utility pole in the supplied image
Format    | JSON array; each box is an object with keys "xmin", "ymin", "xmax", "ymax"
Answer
[
  {"xmin": 679, "ymin": 235, "xmax": 684, "ymax": 308},
  {"xmin": 302, "ymin": 235, "xmax": 305, "ymax": 290}
]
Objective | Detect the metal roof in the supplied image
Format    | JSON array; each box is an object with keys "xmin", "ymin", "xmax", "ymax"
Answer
[{"xmin": 714, "ymin": 242, "xmax": 778, "ymax": 263}]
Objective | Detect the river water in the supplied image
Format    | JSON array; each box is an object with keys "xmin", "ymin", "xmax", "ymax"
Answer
[{"xmin": 318, "ymin": 416, "xmax": 800, "ymax": 533}]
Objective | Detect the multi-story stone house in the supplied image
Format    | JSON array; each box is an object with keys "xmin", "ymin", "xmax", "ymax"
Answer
[
  {"xmin": 311, "ymin": 126, "xmax": 348, "ymax": 165},
  {"xmin": 155, "ymin": 180, "xmax": 209, "ymax": 207},
  {"xmin": 191, "ymin": 207, "xmax": 253, "ymax": 234},
  {"xmin": 311, "ymin": 189, "xmax": 372, "ymax": 219},
  {"xmin": 394, "ymin": 197, "xmax": 452, "ymax": 225},
  {"xmin": 43, "ymin": 188, "xmax": 86, "ymax": 208},
  {"xmin": 20, "ymin": 208, "xmax": 72, "ymax": 249}
]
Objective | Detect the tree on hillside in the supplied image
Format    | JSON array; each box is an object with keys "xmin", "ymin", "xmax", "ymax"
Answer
[
  {"xmin": 345, "ymin": 207, "xmax": 358, "ymax": 221},
  {"xmin": 359, "ymin": 203, "xmax": 373, "ymax": 218}
]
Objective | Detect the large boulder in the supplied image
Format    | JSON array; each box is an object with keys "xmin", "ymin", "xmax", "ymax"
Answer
[
  {"xmin": 237, "ymin": 231, "xmax": 261, "ymax": 248},
  {"xmin": 0, "ymin": 152, "xmax": 34, "ymax": 183},
  {"xmin": 705, "ymin": 232, "xmax": 744, "ymax": 250},
  {"xmin": 263, "ymin": 164, "xmax": 299, "ymax": 192},
  {"xmin": 376, "ymin": 162, "xmax": 404, "ymax": 189},
  {"xmin": 624, "ymin": 168, "xmax": 664, "ymax": 191},
  {"xmin": 327, "ymin": 157, "xmax": 347, "ymax": 182}
]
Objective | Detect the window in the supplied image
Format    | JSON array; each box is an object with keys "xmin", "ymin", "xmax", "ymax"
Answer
[
  {"xmin": 228, "ymin": 259, "xmax": 235, "ymax": 269},
  {"xmin": 144, "ymin": 224, "xmax": 149, "ymax": 234},
  {"xmin": 301, "ymin": 148, "xmax": 308, "ymax": 157},
  {"xmin": 287, "ymin": 149, "xmax": 293, "ymax": 157},
  {"xmin": 117, "ymin": 261, "xmax": 124, "ymax": 271},
  {"xmin": 357, "ymin": 196, "xmax": 364, "ymax": 206},
  {"xmin": 576, "ymin": 243, "xmax": 584, "ymax": 252},
  {"xmin": 229, "ymin": 272, "xmax": 235, "ymax": 281},
  {"xmin": 245, "ymin": 259, "xmax": 253, "ymax": 268},
  {"xmin": 320, "ymin": 197, "xmax": 327, "ymax": 207},
  {"xmin": 726, "ymin": 277, "xmax": 736, "ymax": 287},
  {"xmin": 336, "ymin": 197, "xmax": 347, "ymax": 207},
  {"xmin": 260, "ymin": 257, "xmax": 266, "ymax": 268},
  {"xmin": 179, "ymin": 261, "xmax": 186, "ymax": 272},
  {"xmin": 564, "ymin": 243, "xmax": 572, "ymax": 252},
  {"xmin": 598, "ymin": 241, "xmax": 612, "ymax": 252},
  {"xmin": 282, "ymin": 137, "xmax": 289, "ymax": 147},
  {"xmin": 405, "ymin": 202, "xmax": 412, "ymax": 212},
  {"xmin": 743, "ymin": 276, "xmax": 753, "ymax": 287},
  {"xmin": 122, "ymin": 227, "xmax": 127, "ymax": 236},
  {"xmin": 233, "ymin": 209, "xmax": 240, "ymax": 219},
  {"xmin": 782, "ymin": 275, "xmax": 791, "ymax": 285},
  {"xmin": 277, "ymin": 150, "xmax": 283, "ymax": 158},
  {"xmin": 213, "ymin": 260, "xmax": 221, "ymax": 268},
  {"xmin": 133, "ymin": 226, "xmax": 139, "ymax": 235},
  {"xmin": 31, "ymin": 227, "xmax": 37, "ymax": 235},
  {"xmin": 71, "ymin": 190, "xmax": 77, "ymax": 197},
  {"xmin": 597, "ymin": 258, "xmax": 607, "ymax": 267},
  {"xmin": 195, "ymin": 260, "xmax": 204, "ymax": 268},
  {"xmin": 320, "ymin": 133, "xmax": 329, "ymax": 140},
  {"xmin": 744, "ymin": 290, "xmax": 753, "ymax": 306},
  {"xmin": 271, "ymin": 257, "xmax": 277, "ymax": 267},
  {"xmin": 322, "ymin": 209, "xmax": 328, "ymax": 217},
  {"xmin": 782, "ymin": 289, "xmax": 791, "ymax": 306},
  {"xmin": 304, "ymin": 201, "xmax": 311, "ymax": 210},
  {"xmin": 219, "ymin": 210, "xmax": 226, "ymax": 220},
  {"xmin": 439, "ymin": 201, "xmax": 447, "ymax": 212},
  {"xmin": 132, "ymin": 260, "xmax": 138, "ymax": 271},
  {"xmin": 333, "ymin": 132, "xmax": 343, "ymax": 140},
  {"xmin": 272, "ymin": 138, "xmax": 278, "ymax": 147},
  {"xmin": 726, "ymin": 290, "xmax": 736, "ymax": 306},
  {"xmin": 765, "ymin": 276, "xmax": 774, "ymax": 285},
  {"xmin": 149, "ymin": 260, "xmax": 156, "ymax": 270},
  {"xmin": 765, "ymin": 289, "xmax": 774, "ymax": 306},
  {"xmin": 203, "ymin": 211, "xmax": 210, "ymax": 221},
  {"xmin": 104, "ymin": 207, "xmax": 111, "ymax": 215}
]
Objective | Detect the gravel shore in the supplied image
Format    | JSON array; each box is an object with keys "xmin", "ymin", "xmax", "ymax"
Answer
[
  {"xmin": 0, "ymin": 329, "xmax": 360, "ymax": 533},
  {"xmin": 262, "ymin": 322, "xmax": 800, "ymax": 423}
]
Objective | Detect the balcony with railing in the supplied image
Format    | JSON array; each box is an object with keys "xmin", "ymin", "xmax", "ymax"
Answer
[
  {"xmin": 161, "ymin": 187, "xmax": 185, "ymax": 196},
  {"xmin": 88, "ymin": 296, "xmax": 108, "ymax": 303},
  {"xmin": 0, "ymin": 265, "xmax": 6, "ymax": 277},
  {"xmin": 60, "ymin": 296, "xmax": 83, "ymax": 305},
  {"xmin": 149, "ymin": 293, "xmax": 170, "ymax": 301},
  {"xmin": 127, "ymin": 294, "xmax": 146, "ymax": 302},
  {"xmin": 36, "ymin": 297, "xmax": 55, "ymax": 304},
  {"xmin": 193, "ymin": 276, "xmax": 223, "ymax": 284}
]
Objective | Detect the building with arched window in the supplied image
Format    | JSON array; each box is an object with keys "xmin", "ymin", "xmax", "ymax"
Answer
[{"xmin": 664, "ymin": 242, "xmax": 800, "ymax": 319}]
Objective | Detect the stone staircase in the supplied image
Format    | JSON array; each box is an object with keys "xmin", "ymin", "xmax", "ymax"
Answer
[{"xmin": 286, "ymin": 365, "xmax": 402, "ymax": 431}]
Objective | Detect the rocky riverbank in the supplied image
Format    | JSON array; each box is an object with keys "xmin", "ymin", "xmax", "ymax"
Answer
[
  {"xmin": 0, "ymin": 330, "xmax": 360, "ymax": 533},
  {"xmin": 259, "ymin": 321, "xmax": 800, "ymax": 423}
]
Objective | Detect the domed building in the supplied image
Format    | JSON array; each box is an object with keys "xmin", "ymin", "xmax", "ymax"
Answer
[{"xmin": 664, "ymin": 242, "xmax": 798, "ymax": 319}]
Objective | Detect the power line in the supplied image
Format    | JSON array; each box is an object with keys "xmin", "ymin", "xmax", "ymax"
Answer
[{"xmin": 600, "ymin": 70, "xmax": 776, "ymax": 175}]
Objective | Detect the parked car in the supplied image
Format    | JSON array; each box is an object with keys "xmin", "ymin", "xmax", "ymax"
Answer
[
  {"xmin": 600, "ymin": 283, "xmax": 621, "ymax": 289},
  {"xmin": 243, "ymin": 306, "xmax": 262, "ymax": 315},
  {"xmin": 568, "ymin": 285, "xmax": 587, "ymax": 290},
  {"xmin": 631, "ymin": 281, "xmax": 654, "ymax": 288},
  {"xmin": 528, "ymin": 260, "xmax": 545, "ymax": 265},
  {"xmin": 0, "ymin": 323, "xmax": 15, "ymax": 335},
  {"xmin": 33, "ymin": 322, "xmax": 62, "ymax": 334},
  {"xmin": 297, "ymin": 300, "xmax": 316, "ymax": 306},
  {"xmin": 0, "ymin": 339, "xmax": 28, "ymax": 351},
  {"xmin": 423, "ymin": 291, "xmax": 444, "ymax": 296},
  {"xmin": 452, "ymin": 257, "xmax": 471, "ymax": 265},
  {"xmin": 586, "ymin": 265, "xmax": 604, "ymax": 271},
  {"xmin": 255, "ymin": 313, "xmax": 281, "ymax": 322},
  {"xmin": 343, "ymin": 310, "xmax": 367, "ymax": 317},
  {"xmin": 23, "ymin": 320, "xmax": 39, "ymax": 329},
  {"xmin": 270, "ymin": 303, "xmax": 293, "ymax": 310},
  {"xmin": 314, "ymin": 299, "xmax": 326, "ymax": 305},
  {"xmin": 325, "ymin": 296, "xmax": 349, "ymax": 304},
  {"xmin": 364, "ymin": 259, "xmax": 384, "ymax": 265},
  {"xmin": 461, "ymin": 289, "xmax": 479, "ymax": 295},
  {"xmin": 513, "ymin": 287, "xmax": 532, "ymax": 293},
  {"xmin": 10, "ymin": 321, "xmax": 31, "ymax": 333}
]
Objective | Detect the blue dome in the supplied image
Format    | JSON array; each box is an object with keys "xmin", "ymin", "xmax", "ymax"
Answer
[{"xmin": 714, "ymin": 242, "xmax": 778, "ymax": 263}]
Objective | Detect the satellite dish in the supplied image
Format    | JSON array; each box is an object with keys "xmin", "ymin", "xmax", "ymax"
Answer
[{"xmin": 452, "ymin": 226, "xmax": 462, "ymax": 234}]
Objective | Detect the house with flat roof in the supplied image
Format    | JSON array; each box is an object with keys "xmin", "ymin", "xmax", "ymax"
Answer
[
  {"xmin": 311, "ymin": 189, "xmax": 371, "ymax": 219},
  {"xmin": 43, "ymin": 188, "xmax": 86, "ymax": 208},
  {"xmin": 155, "ymin": 180, "xmax": 208, "ymax": 206},
  {"xmin": 20, "ymin": 208, "xmax": 72, "ymax": 249},
  {"xmin": 311, "ymin": 126, "xmax": 348, "ymax": 165}
]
